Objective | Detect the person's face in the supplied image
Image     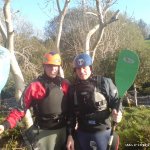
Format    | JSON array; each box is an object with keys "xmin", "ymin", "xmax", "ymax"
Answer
[
  {"xmin": 76, "ymin": 66, "xmax": 92, "ymax": 80},
  {"xmin": 44, "ymin": 64, "xmax": 59, "ymax": 78}
]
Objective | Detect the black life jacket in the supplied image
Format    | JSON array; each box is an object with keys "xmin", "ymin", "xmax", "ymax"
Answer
[
  {"xmin": 73, "ymin": 76, "xmax": 111, "ymax": 129},
  {"xmin": 32, "ymin": 75, "xmax": 67, "ymax": 129},
  {"xmin": 74, "ymin": 76, "xmax": 108, "ymax": 114}
]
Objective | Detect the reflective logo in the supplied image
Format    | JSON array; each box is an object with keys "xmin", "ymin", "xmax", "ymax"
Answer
[
  {"xmin": 90, "ymin": 141, "xmax": 97, "ymax": 149},
  {"xmin": 123, "ymin": 57, "xmax": 134, "ymax": 64},
  {"xmin": 113, "ymin": 89, "xmax": 118, "ymax": 94},
  {"xmin": 77, "ymin": 58, "xmax": 85, "ymax": 66},
  {"xmin": 54, "ymin": 59, "xmax": 61, "ymax": 63}
]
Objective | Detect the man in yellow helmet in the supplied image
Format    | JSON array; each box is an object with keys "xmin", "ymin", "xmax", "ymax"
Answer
[{"xmin": 0, "ymin": 51, "xmax": 71, "ymax": 150}]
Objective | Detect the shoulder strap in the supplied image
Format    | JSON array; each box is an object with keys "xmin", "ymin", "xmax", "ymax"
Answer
[
  {"xmin": 95, "ymin": 76, "xmax": 102, "ymax": 93},
  {"xmin": 74, "ymin": 90, "xmax": 78, "ymax": 106}
]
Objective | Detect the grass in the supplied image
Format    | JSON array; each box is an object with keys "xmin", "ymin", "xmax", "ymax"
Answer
[
  {"xmin": 145, "ymin": 39, "xmax": 150, "ymax": 47},
  {"xmin": 117, "ymin": 106, "xmax": 150, "ymax": 150},
  {"xmin": 1, "ymin": 106, "xmax": 150, "ymax": 149}
]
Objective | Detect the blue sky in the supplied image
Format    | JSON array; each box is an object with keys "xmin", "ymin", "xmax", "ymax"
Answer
[
  {"xmin": 10, "ymin": 0, "xmax": 150, "ymax": 31},
  {"xmin": 11, "ymin": 0, "xmax": 50, "ymax": 31},
  {"xmin": 113, "ymin": 0, "xmax": 150, "ymax": 24}
]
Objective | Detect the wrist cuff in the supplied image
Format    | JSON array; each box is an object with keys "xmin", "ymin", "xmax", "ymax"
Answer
[{"xmin": 2, "ymin": 121, "xmax": 10, "ymax": 130}]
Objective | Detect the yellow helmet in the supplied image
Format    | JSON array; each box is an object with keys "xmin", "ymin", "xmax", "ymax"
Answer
[{"xmin": 43, "ymin": 51, "xmax": 61, "ymax": 66}]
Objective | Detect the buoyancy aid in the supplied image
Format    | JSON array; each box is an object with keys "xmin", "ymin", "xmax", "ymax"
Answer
[
  {"xmin": 74, "ymin": 76, "xmax": 108, "ymax": 113},
  {"xmin": 74, "ymin": 76, "xmax": 112, "ymax": 130},
  {"xmin": 32, "ymin": 75, "xmax": 68, "ymax": 129}
]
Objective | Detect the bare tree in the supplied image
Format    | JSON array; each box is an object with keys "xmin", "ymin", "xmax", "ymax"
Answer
[
  {"xmin": 56, "ymin": 0, "xmax": 70, "ymax": 52},
  {"xmin": 45, "ymin": 0, "xmax": 120, "ymax": 62},
  {"xmin": 0, "ymin": 0, "xmax": 33, "ymax": 128},
  {"xmin": 43, "ymin": 0, "xmax": 71, "ymax": 78},
  {"xmin": 84, "ymin": 0, "xmax": 119, "ymax": 61},
  {"xmin": 56, "ymin": 0, "xmax": 70, "ymax": 78}
]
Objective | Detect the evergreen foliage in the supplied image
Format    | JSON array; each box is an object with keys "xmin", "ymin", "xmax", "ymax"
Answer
[
  {"xmin": 1, "ymin": 107, "xmax": 150, "ymax": 149},
  {"xmin": 117, "ymin": 107, "xmax": 150, "ymax": 150}
]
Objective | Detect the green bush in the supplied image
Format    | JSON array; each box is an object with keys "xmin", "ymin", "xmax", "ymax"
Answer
[
  {"xmin": 1, "ymin": 107, "xmax": 150, "ymax": 149},
  {"xmin": 117, "ymin": 107, "xmax": 150, "ymax": 150},
  {"xmin": 0, "ymin": 115, "xmax": 27, "ymax": 149}
]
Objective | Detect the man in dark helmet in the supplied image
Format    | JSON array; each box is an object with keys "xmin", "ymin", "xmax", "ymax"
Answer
[
  {"xmin": 0, "ymin": 51, "xmax": 71, "ymax": 150},
  {"xmin": 66, "ymin": 53, "xmax": 122, "ymax": 150}
]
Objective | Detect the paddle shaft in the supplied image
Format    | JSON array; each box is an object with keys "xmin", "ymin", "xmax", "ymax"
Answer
[{"xmin": 106, "ymin": 100, "xmax": 121, "ymax": 150}]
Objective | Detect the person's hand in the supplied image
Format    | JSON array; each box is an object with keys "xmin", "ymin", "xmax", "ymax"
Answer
[
  {"xmin": 112, "ymin": 109, "xmax": 122, "ymax": 123},
  {"xmin": 0, "ymin": 125, "xmax": 4, "ymax": 134},
  {"xmin": 66, "ymin": 135, "xmax": 74, "ymax": 150}
]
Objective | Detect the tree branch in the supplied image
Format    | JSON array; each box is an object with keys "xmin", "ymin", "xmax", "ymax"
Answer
[
  {"xmin": 56, "ymin": 0, "xmax": 61, "ymax": 14},
  {"xmin": 105, "ymin": 9, "xmax": 119, "ymax": 24},
  {"xmin": 56, "ymin": 0, "xmax": 70, "ymax": 53},
  {"xmin": 0, "ymin": 20, "xmax": 7, "ymax": 46},
  {"xmin": 85, "ymin": 24, "xmax": 99, "ymax": 53}
]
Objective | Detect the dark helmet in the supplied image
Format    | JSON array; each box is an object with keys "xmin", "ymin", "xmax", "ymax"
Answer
[{"xmin": 73, "ymin": 53, "xmax": 92, "ymax": 68}]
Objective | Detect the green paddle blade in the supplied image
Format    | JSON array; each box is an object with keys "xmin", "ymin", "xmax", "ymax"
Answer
[{"xmin": 115, "ymin": 49, "xmax": 140, "ymax": 98}]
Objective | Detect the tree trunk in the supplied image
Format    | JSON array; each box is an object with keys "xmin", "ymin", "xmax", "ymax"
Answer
[
  {"xmin": 3, "ymin": 0, "xmax": 33, "ymax": 128},
  {"xmin": 56, "ymin": 0, "xmax": 70, "ymax": 78},
  {"xmin": 134, "ymin": 84, "xmax": 138, "ymax": 106},
  {"xmin": 84, "ymin": 0, "xmax": 119, "ymax": 61}
]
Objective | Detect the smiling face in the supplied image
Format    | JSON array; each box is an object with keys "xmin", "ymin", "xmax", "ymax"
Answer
[
  {"xmin": 44, "ymin": 64, "xmax": 59, "ymax": 78},
  {"xmin": 76, "ymin": 66, "xmax": 92, "ymax": 80}
]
